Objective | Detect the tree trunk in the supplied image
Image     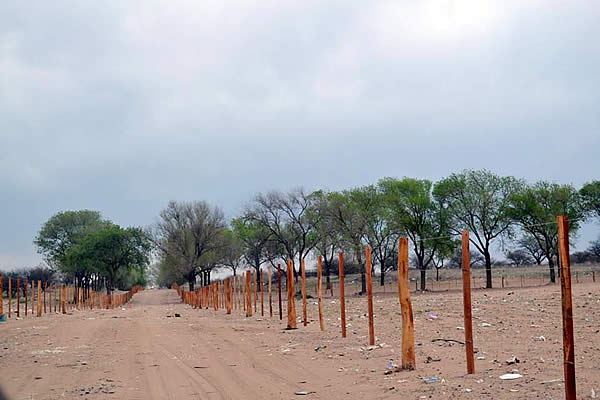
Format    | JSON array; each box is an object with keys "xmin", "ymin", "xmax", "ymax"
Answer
[
  {"xmin": 484, "ymin": 250, "xmax": 493, "ymax": 289},
  {"xmin": 548, "ymin": 256, "xmax": 556, "ymax": 283},
  {"xmin": 361, "ymin": 267, "xmax": 366, "ymax": 295},
  {"xmin": 380, "ymin": 267, "xmax": 385, "ymax": 286},
  {"xmin": 436, "ymin": 267, "xmax": 440, "ymax": 281},
  {"xmin": 420, "ymin": 267, "xmax": 426, "ymax": 291},
  {"xmin": 188, "ymin": 270, "xmax": 196, "ymax": 291}
]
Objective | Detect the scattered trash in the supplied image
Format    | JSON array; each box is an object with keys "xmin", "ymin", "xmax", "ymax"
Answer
[
  {"xmin": 505, "ymin": 356, "xmax": 520, "ymax": 365},
  {"xmin": 427, "ymin": 313, "xmax": 438, "ymax": 320},
  {"xmin": 423, "ymin": 377, "xmax": 439, "ymax": 384},
  {"xmin": 540, "ymin": 379, "xmax": 563, "ymax": 385},
  {"xmin": 387, "ymin": 360, "xmax": 396, "ymax": 370},
  {"xmin": 534, "ymin": 336, "xmax": 546, "ymax": 342},
  {"xmin": 0, "ymin": 315, "xmax": 6, "ymax": 323},
  {"xmin": 174, "ymin": 313, "xmax": 181, "ymax": 318},
  {"xmin": 481, "ymin": 323, "xmax": 491, "ymax": 327},
  {"xmin": 295, "ymin": 390, "xmax": 315, "ymax": 395},
  {"xmin": 499, "ymin": 373, "xmax": 522, "ymax": 380},
  {"xmin": 477, "ymin": 356, "xmax": 486, "ymax": 360},
  {"xmin": 592, "ymin": 388, "xmax": 597, "ymax": 399},
  {"xmin": 425, "ymin": 356, "xmax": 441, "ymax": 363},
  {"xmin": 465, "ymin": 388, "xmax": 472, "ymax": 393},
  {"xmin": 314, "ymin": 345, "xmax": 327, "ymax": 352}
]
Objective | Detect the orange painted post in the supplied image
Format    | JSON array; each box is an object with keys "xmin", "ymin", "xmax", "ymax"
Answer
[
  {"xmin": 277, "ymin": 265, "xmax": 283, "ymax": 320},
  {"xmin": 62, "ymin": 285, "xmax": 66, "ymax": 314},
  {"xmin": 339, "ymin": 252, "xmax": 346, "ymax": 338},
  {"xmin": 37, "ymin": 280, "xmax": 42, "ymax": 317},
  {"xmin": 268, "ymin": 267, "xmax": 273, "ymax": 318},
  {"xmin": 246, "ymin": 271, "xmax": 252, "ymax": 317},
  {"xmin": 50, "ymin": 283, "xmax": 53, "ymax": 313},
  {"xmin": 0, "ymin": 275, "xmax": 3, "ymax": 319},
  {"xmin": 17, "ymin": 278, "xmax": 21, "ymax": 317},
  {"xmin": 398, "ymin": 238, "xmax": 416, "ymax": 370},
  {"xmin": 317, "ymin": 255, "xmax": 324, "ymax": 331},
  {"xmin": 557, "ymin": 215, "xmax": 576, "ymax": 400},
  {"xmin": 213, "ymin": 282, "xmax": 218, "ymax": 311},
  {"xmin": 31, "ymin": 281, "xmax": 34, "ymax": 314},
  {"xmin": 461, "ymin": 231, "xmax": 475, "ymax": 374},
  {"xmin": 260, "ymin": 268, "xmax": 264, "ymax": 317},
  {"xmin": 253, "ymin": 270, "xmax": 257, "ymax": 313},
  {"xmin": 8, "ymin": 277, "xmax": 11, "ymax": 318},
  {"xmin": 242, "ymin": 276, "xmax": 246, "ymax": 312},
  {"xmin": 25, "ymin": 280, "xmax": 28, "ymax": 316},
  {"xmin": 286, "ymin": 260, "xmax": 297, "ymax": 329},
  {"xmin": 226, "ymin": 278, "xmax": 232, "ymax": 314},
  {"xmin": 593, "ymin": 271, "xmax": 596, "ymax": 283},
  {"xmin": 576, "ymin": 271, "xmax": 579, "ymax": 284},
  {"xmin": 44, "ymin": 281, "xmax": 47, "ymax": 314},
  {"xmin": 365, "ymin": 247, "xmax": 375, "ymax": 345},
  {"xmin": 301, "ymin": 258, "xmax": 307, "ymax": 326}
]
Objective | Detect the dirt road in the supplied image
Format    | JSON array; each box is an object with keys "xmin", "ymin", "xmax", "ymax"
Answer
[{"xmin": 1, "ymin": 284, "xmax": 599, "ymax": 399}]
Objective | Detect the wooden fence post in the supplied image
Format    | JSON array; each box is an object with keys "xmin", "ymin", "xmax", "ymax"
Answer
[
  {"xmin": 260, "ymin": 268, "xmax": 264, "ymax": 317},
  {"xmin": 268, "ymin": 268, "xmax": 273, "ymax": 317},
  {"xmin": 277, "ymin": 264, "xmax": 283, "ymax": 320},
  {"xmin": 17, "ymin": 278, "xmax": 21, "ymax": 317},
  {"xmin": 253, "ymin": 270, "xmax": 257, "ymax": 313},
  {"xmin": 301, "ymin": 258, "xmax": 308, "ymax": 326},
  {"xmin": 37, "ymin": 281, "xmax": 42, "ymax": 317},
  {"xmin": 25, "ymin": 280, "xmax": 28, "ymax": 316},
  {"xmin": 286, "ymin": 260, "xmax": 297, "ymax": 329},
  {"xmin": 461, "ymin": 231, "xmax": 475, "ymax": 374},
  {"xmin": 31, "ymin": 281, "xmax": 34, "ymax": 314},
  {"xmin": 398, "ymin": 238, "xmax": 416, "ymax": 370},
  {"xmin": 44, "ymin": 281, "xmax": 47, "ymax": 314},
  {"xmin": 317, "ymin": 255, "xmax": 324, "ymax": 331},
  {"xmin": 339, "ymin": 252, "xmax": 346, "ymax": 338},
  {"xmin": 557, "ymin": 215, "xmax": 576, "ymax": 400},
  {"xmin": 365, "ymin": 247, "xmax": 375, "ymax": 346},
  {"xmin": 0, "ymin": 275, "xmax": 3, "ymax": 318},
  {"xmin": 8, "ymin": 277, "xmax": 11, "ymax": 318},
  {"xmin": 246, "ymin": 271, "xmax": 252, "ymax": 317},
  {"xmin": 62, "ymin": 285, "xmax": 66, "ymax": 314},
  {"xmin": 226, "ymin": 278, "xmax": 232, "ymax": 314}
]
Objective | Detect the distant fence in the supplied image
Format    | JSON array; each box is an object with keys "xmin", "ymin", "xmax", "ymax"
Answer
[{"xmin": 0, "ymin": 278, "xmax": 143, "ymax": 322}]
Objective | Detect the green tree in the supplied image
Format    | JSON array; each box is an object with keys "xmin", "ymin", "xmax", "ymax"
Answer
[
  {"xmin": 434, "ymin": 169, "xmax": 523, "ymax": 288},
  {"xmin": 66, "ymin": 225, "xmax": 151, "ymax": 294},
  {"xmin": 507, "ymin": 181, "xmax": 584, "ymax": 283},
  {"xmin": 34, "ymin": 210, "xmax": 109, "ymax": 271},
  {"xmin": 380, "ymin": 177, "xmax": 452, "ymax": 291},
  {"xmin": 152, "ymin": 201, "xmax": 226, "ymax": 291},
  {"xmin": 581, "ymin": 181, "xmax": 600, "ymax": 218},
  {"xmin": 220, "ymin": 227, "xmax": 245, "ymax": 277},
  {"xmin": 231, "ymin": 216, "xmax": 271, "ymax": 281}
]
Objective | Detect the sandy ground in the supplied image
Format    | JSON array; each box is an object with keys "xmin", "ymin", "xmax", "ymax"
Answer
[{"xmin": 1, "ymin": 282, "xmax": 599, "ymax": 399}]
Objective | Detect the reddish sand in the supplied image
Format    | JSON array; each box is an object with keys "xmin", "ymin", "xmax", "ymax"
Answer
[{"xmin": 1, "ymin": 283, "xmax": 598, "ymax": 399}]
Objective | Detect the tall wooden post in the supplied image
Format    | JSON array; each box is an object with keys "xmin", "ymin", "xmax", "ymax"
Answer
[
  {"xmin": 246, "ymin": 271, "xmax": 252, "ymax": 317},
  {"xmin": 25, "ymin": 280, "xmax": 28, "ymax": 316},
  {"xmin": 8, "ymin": 277, "xmax": 11, "ymax": 318},
  {"xmin": 301, "ymin": 258, "xmax": 308, "ymax": 326},
  {"xmin": 62, "ymin": 285, "xmax": 66, "ymax": 314},
  {"xmin": 557, "ymin": 216, "xmax": 576, "ymax": 400},
  {"xmin": 44, "ymin": 281, "xmax": 47, "ymax": 314},
  {"xmin": 252, "ymin": 270, "xmax": 257, "ymax": 313},
  {"xmin": 37, "ymin": 280, "xmax": 42, "ymax": 317},
  {"xmin": 260, "ymin": 269, "xmax": 264, "ymax": 317},
  {"xmin": 365, "ymin": 247, "xmax": 375, "ymax": 345},
  {"xmin": 277, "ymin": 264, "xmax": 283, "ymax": 320},
  {"xmin": 17, "ymin": 278, "xmax": 21, "ymax": 317},
  {"xmin": 0, "ymin": 275, "xmax": 3, "ymax": 318},
  {"xmin": 339, "ymin": 252, "xmax": 346, "ymax": 338},
  {"xmin": 268, "ymin": 267, "xmax": 273, "ymax": 317},
  {"xmin": 286, "ymin": 260, "xmax": 297, "ymax": 329},
  {"xmin": 226, "ymin": 278, "xmax": 232, "ymax": 314},
  {"xmin": 31, "ymin": 281, "xmax": 34, "ymax": 314},
  {"xmin": 398, "ymin": 238, "xmax": 416, "ymax": 370},
  {"xmin": 461, "ymin": 231, "xmax": 475, "ymax": 374},
  {"xmin": 317, "ymin": 255, "xmax": 325, "ymax": 331}
]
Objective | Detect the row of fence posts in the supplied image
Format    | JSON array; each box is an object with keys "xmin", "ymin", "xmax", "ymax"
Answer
[
  {"xmin": 175, "ymin": 216, "xmax": 577, "ymax": 400},
  {"xmin": 0, "ymin": 281, "xmax": 144, "ymax": 320}
]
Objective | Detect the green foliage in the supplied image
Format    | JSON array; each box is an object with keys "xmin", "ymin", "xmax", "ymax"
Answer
[
  {"xmin": 34, "ymin": 210, "xmax": 109, "ymax": 272},
  {"xmin": 507, "ymin": 181, "xmax": 584, "ymax": 282},
  {"xmin": 66, "ymin": 225, "xmax": 151, "ymax": 292},
  {"xmin": 581, "ymin": 181, "xmax": 600, "ymax": 218},
  {"xmin": 433, "ymin": 169, "xmax": 523, "ymax": 287}
]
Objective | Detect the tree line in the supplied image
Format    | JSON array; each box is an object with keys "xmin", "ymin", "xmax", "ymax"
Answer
[
  {"xmin": 25, "ymin": 210, "xmax": 151, "ymax": 294},
  {"xmin": 153, "ymin": 169, "xmax": 600, "ymax": 292}
]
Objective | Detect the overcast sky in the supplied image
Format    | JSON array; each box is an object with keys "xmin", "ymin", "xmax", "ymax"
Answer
[{"xmin": 1, "ymin": 1, "xmax": 599, "ymax": 268}]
